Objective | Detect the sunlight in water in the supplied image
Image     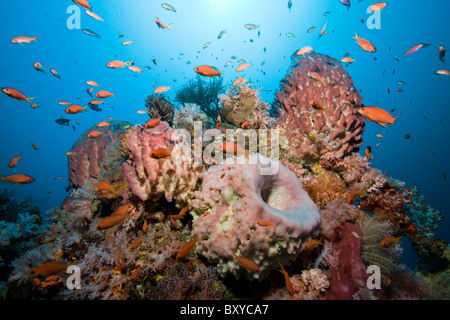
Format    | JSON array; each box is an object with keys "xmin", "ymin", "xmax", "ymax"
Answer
[{"xmin": 207, "ymin": 0, "xmax": 232, "ymax": 12}]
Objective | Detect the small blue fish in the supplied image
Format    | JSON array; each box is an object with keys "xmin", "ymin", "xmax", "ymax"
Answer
[{"xmin": 82, "ymin": 29, "xmax": 101, "ymax": 38}]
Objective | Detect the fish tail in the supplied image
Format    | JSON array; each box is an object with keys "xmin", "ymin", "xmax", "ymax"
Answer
[
  {"xmin": 26, "ymin": 97, "xmax": 35, "ymax": 103},
  {"xmin": 392, "ymin": 109, "xmax": 402, "ymax": 125},
  {"xmin": 33, "ymin": 37, "xmax": 39, "ymax": 41},
  {"xmin": 353, "ymin": 32, "xmax": 359, "ymax": 40}
]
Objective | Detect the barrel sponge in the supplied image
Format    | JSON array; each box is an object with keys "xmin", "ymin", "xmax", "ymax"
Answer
[{"xmin": 191, "ymin": 154, "xmax": 321, "ymax": 280}]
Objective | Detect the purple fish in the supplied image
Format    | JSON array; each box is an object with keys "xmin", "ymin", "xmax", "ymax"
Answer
[{"xmin": 339, "ymin": 0, "xmax": 351, "ymax": 8}]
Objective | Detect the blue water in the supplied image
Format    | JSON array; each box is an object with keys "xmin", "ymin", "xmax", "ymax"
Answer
[{"xmin": 1, "ymin": 0, "xmax": 449, "ymax": 267}]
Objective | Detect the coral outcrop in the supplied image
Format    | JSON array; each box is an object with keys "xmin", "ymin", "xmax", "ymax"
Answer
[
  {"xmin": 122, "ymin": 121, "xmax": 203, "ymax": 204},
  {"xmin": 68, "ymin": 121, "xmax": 132, "ymax": 189},
  {"xmin": 145, "ymin": 94, "xmax": 175, "ymax": 125},
  {"xmin": 219, "ymin": 83, "xmax": 274, "ymax": 129},
  {"xmin": 275, "ymin": 51, "xmax": 365, "ymax": 164},
  {"xmin": 191, "ymin": 154, "xmax": 321, "ymax": 280}
]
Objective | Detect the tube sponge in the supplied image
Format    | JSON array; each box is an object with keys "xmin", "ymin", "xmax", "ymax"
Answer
[{"xmin": 191, "ymin": 154, "xmax": 321, "ymax": 280}]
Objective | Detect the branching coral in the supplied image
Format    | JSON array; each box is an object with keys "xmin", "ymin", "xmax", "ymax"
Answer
[
  {"xmin": 145, "ymin": 94, "xmax": 175, "ymax": 125},
  {"xmin": 175, "ymin": 75, "xmax": 226, "ymax": 120},
  {"xmin": 319, "ymin": 198, "xmax": 364, "ymax": 240}
]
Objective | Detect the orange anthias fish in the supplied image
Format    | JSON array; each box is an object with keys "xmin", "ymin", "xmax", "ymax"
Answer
[
  {"xmin": 86, "ymin": 80, "xmax": 100, "ymax": 87},
  {"xmin": 9, "ymin": 153, "xmax": 23, "ymax": 168},
  {"xmin": 341, "ymin": 57, "xmax": 356, "ymax": 64},
  {"xmin": 216, "ymin": 114, "xmax": 221, "ymax": 128},
  {"xmin": 85, "ymin": 9, "xmax": 103, "ymax": 21},
  {"xmin": 370, "ymin": 2, "xmax": 388, "ymax": 13},
  {"xmin": 96, "ymin": 90, "xmax": 115, "ymax": 98},
  {"xmin": 307, "ymin": 72, "xmax": 327, "ymax": 85},
  {"xmin": 65, "ymin": 105, "xmax": 87, "ymax": 114},
  {"xmin": 381, "ymin": 236, "xmax": 402, "ymax": 248},
  {"xmin": 233, "ymin": 77, "xmax": 246, "ymax": 87},
  {"xmin": 89, "ymin": 99, "xmax": 104, "ymax": 105},
  {"xmin": 234, "ymin": 255, "xmax": 260, "ymax": 273},
  {"xmin": 1, "ymin": 88, "xmax": 34, "ymax": 103},
  {"xmin": 92, "ymin": 180, "xmax": 122, "ymax": 197},
  {"xmin": 310, "ymin": 100, "xmax": 330, "ymax": 111},
  {"xmin": 0, "ymin": 174, "xmax": 34, "ymax": 184},
  {"xmin": 31, "ymin": 142, "xmax": 39, "ymax": 150},
  {"xmin": 194, "ymin": 65, "xmax": 222, "ymax": 77},
  {"xmin": 154, "ymin": 17, "xmax": 172, "ymax": 30},
  {"xmin": 88, "ymin": 130, "xmax": 103, "ymax": 138},
  {"xmin": 154, "ymin": 86, "xmax": 171, "ymax": 94},
  {"xmin": 29, "ymin": 261, "xmax": 71, "ymax": 277},
  {"xmin": 258, "ymin": 220, "xmax": 275, "ymax": 228},
  {"xmin": 296, "ymin": 46, "xmax": 313, "ymax": 56},
  {"xmin": 302, "ymin": 239, "xmax": 323, "ymax": 250},
  {"xmin": 96, "ymin": 121, "xmax": 110, "ymax": 128},
  {"xmin": 216, "ymin": 142, "xmax": 249, "ymax": 159},
  {"xmin": 436, "ymin": 70, "xmax": 450, "ymax": 76},
  {"xmin": 236, "ymin": 63, "xmax": 251, "ymax": 72},
  {"xmin": 73, "ymin": 0, "xmax": 91, "ymax": 10},
  {"xmin": 277, "ymin": 262, "xmax": 294, "ymax": 296},
  {"xmin": 128, "ymin": 66, "xmax": 143, "ymax": 73},
  {"xmin": 353, "ymin": 32, "xmax": 376, "ymax": 53},
  {"xmin": 97, "ymin": 211, "xmax": 133, "ymax": 231},
  {"xmin": 128, "ymin": 236, "xmax": 144, "ymax": 252},
  {"xmin": 11, "ymin": 36, "xmax": 38, "ymax": 44},
  {"xmin": 174, "ymin": 238, "xmax": 198, "ymax": 264},
  {"xmin": 171, "ymin": 206, "xmax": 189, "ymax": 219},
  {"xmin": 365, "ymin": 146, "xmax": 373, "ymax": 160},
  {"xmin": 145, "ymin": 118, "xmax": 161, "ymax": 128},
  {"xmin": 107, "ymin": 60, "xmax": 130, "ymax": 69},
  {"xmin": 241, "ymin": 120, "xmax": 250, "ymax": 129},
  {"xmin": 150, "ymin": 148, "xmax": 172, "ymax": 159},
  {"xmin": 358, "ymin": 107, "xmax": 402, "ymax": 127}
]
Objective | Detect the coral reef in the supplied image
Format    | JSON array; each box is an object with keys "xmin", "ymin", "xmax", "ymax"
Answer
[
  {"xmin": 191, "ymin": 154, "xmax": 321, "ymax": 280},
  {"xmin": 3, "ymin": 50, "xmax": 447, "ymax": 301},
  {"xmin": 274, "ymin": 51, "xmax": 365, "ymax": 164},
  {"xmin": 172, "ymin": 103, "xmax": 213, "ymax": 134},
  {"xmin": 68, "ymin": 121, "xmax": 132, "ymax": 189},
  {"xmin": 175, "ymin": 75, "xmax": 226, "ymax": 120},
  {"xmin": 122, "ymin": 121, "xmax": 203, "ymax": 204},
  {"xmin": 219, "ymin": 83, "xmax": 274, "ymax": 128},
  {"xmin": 304, "ymin": 166, "xmax": 347, "ymax": 209},
  {"xmin": 319, "ymin": 198, "xmax": 364, "ymax": 240},
  {"xmin": 145, "ymin": 94, "xmax": 175, "ymax": 125}
]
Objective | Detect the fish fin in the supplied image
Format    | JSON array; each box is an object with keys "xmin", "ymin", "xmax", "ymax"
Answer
[{"xmin": 392, "ymin": 109, "xmax": 402, "ymax": 125}]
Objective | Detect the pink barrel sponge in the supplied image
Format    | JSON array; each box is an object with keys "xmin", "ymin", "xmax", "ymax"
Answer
[
  {"xmin": 191, "ymin": 154, "xmax": 321, "ymax": 280},
  {"xmin": 275, "ymin": 51, "xmax": 365, "ymax": 163},
  {"xmin": 122, "ymin": 121, "xmax": 203, "ymax": 203}
]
